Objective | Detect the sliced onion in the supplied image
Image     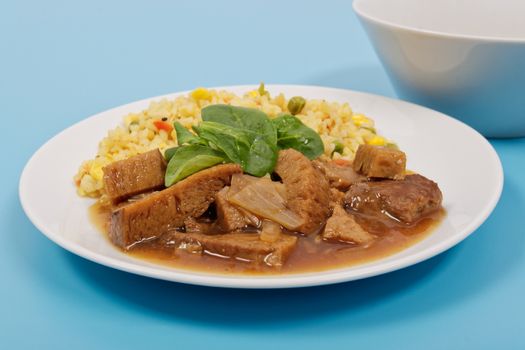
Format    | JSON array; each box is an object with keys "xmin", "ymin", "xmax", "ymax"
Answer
[
  {"xmin": 231, "ymin": 173, "xmax": 287, "ymax": 198},
  {"xmin": 260, "ymin": 220, "xmax": 282, "ymax": 243},
  {"xmin": 228, "ymin": 178, "xmax": 304, "ymax": 230},
  {"xmin": 230, "ymin": 173, "xmax": 264, "ymax": 194},
  {"xmin": 237, "ymin": 206, "xmax": 261, "ymax": 228}
]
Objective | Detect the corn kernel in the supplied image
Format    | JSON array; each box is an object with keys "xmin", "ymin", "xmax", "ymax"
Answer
[
  {"xmin": 90, "ymin": 166, "xmax": 104, "ymax": 181},
  {"xmin": 147, "ymin": 129, "xmax": 155, "ymax": 140},
  {"xmin": 191, "ymin": 87, "xmax": 211, "ymax": 101},
  {"xmin": 367, "ymin": 135, "xmax": 386, "ymax": 146},
  {"xmin": 124, "ymin": 113, "xmax": 139, "ymax": 126},
  {"xmin": 351, "ymin": 114, "xmax": 370, "ymax": 127}
]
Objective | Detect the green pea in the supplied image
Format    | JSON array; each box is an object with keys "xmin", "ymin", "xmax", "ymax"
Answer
[
  {"xmin": 287, "ymin": 96, "xmax": 306, "ymax": 115},
  {"xmin": 332, "ymin": 140, "xmax": 344, "ymax": 156}
]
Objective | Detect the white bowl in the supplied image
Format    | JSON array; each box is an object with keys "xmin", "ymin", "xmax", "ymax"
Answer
[{"xmin": 353, "ymin": 0, "xmax": 525, "ymax": 138}]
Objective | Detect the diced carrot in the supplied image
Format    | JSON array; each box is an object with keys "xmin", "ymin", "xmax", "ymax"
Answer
[
  {"xmin": 153, "ymin": 120, "xmax": 173, "ymax": 134},
  {"xmin": 333, "ymin": 158, "xmax": 351, "ymax": 166}
]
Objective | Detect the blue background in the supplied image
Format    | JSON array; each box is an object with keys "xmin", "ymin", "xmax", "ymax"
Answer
[{"xmin": 2, "ymin": 1, "xmax": 524, "ymax": 349}]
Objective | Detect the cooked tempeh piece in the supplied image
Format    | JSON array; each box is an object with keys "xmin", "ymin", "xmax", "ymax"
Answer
[
  {"xmin": 322, "ymin": 205, "xmax": 375, "ymax": 245},
  {"xmin": 109, "ymin": 164, "xmax": 241, "ymax": 249},
  {"xmin": 166, "ymin": 231, "xmax": 297, "ymax": 267},
  {"xmin": 353, "ymin": 144, "xmax": 406, "ymax": 180},
  {"xmin": 313, "ymin": 159, "xmax": 367, "ymax": 191},
  {"xmin": 274, "ymin": 149, "xmax": 331, "ymax": 234},
  {"xmin": 103, "ymin": 149, "xmax": 166, "ymax": 203},
  {"xmin": 215, "ymin": 186, "xmax": 250, "ymax": 231}
]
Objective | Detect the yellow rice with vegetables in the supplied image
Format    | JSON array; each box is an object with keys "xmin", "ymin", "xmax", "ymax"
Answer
[{"xmin": 74, "ymin": 86, "xmax": 392, "ymax": 198}]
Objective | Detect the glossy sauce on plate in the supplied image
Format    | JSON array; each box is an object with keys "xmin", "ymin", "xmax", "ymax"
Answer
[{"xmin": 90, "ymin": 203, "xmax": 445, "ymax": 275}]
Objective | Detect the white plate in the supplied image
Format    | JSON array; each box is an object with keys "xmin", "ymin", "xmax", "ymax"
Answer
[{"xmin": 19, "ymin": 85, "xmax": 503, "ymax": 288}]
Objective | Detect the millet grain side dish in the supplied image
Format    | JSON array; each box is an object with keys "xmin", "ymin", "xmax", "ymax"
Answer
[{"xmin": 75, "ymin": 86, "xmax": 391, "ymax": 199}]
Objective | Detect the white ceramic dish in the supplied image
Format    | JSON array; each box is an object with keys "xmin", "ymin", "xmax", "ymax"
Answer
[
  {"xmin": 353, "ymin": 0, "xmax": 525, "ymax": 138},
  {"xmin": 19, "ymin": 85, "xmax": 503, "ymax": 288}
]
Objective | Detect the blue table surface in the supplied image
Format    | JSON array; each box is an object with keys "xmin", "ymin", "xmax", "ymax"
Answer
[{"xmin": 2, "ymin": 1, "xmax": 524, "ymax": 349}]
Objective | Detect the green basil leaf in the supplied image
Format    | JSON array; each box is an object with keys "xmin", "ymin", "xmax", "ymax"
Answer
[
  {"xmin": 174, "ymin": 121, "xmax": 202, "ymax": 145},
  {"xmin": 194, "ymin": 121, "xmax": 277, "ymax": 176},
  {"xmin": 164, "ymin": 146, "xmax": 179, "ymax": 162},
  {"xmin": 165, "ymin": 144, "xmax": 226, "ymax": 186},
  {"xmin": 201, "ymin": 104, "xmax": 277, "ymax": 145},
  {"xmin": 272, "ymin": 114, "xmax": 324, "ymax": 160},
  {"xmin": 244, "ymin": 136, "xmax": 278, "ymax": 177},
  {"xmin": 200, "ymin": 105, "xmax": 279, "ymax": 176},
  {"xmin": 193, "ymin": 122, "xmax": 251, "ymax": 167}
]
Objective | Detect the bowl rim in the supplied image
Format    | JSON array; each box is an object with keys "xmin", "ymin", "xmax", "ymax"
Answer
[{"xmin": 353, "ymin": 0, "xmax": 525, "ymax": 43}]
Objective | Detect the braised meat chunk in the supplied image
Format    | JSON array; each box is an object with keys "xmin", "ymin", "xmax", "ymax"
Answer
[
  {"xmin": 171, "ymin": 164, "xmax": 242, "ymax": 218},
  {"xmin": 109, "ymin": 164, "xmax": 241, "ymax": 249},
  {"xmin": 344, "ymin": 174, "xmax": 442, "ymax": 224},
  {"xmin": 353, "ymin": 144, "xmax": 406, "ymax": 180},
  {"xmin": 274, "ymin": 149, "xmax": 331, "ymax": 234},
  {"xmin": 313, "ymin": 159, "xmax": 367, "ymax": 191},
  {"xmin": 322, "ymin": 205, "xmax": 376, "ymax": 245},
  {"xmin": 164, "ymin": 231, "xmax": 298, "ymax": 267},
  {"xmin": 215, "ymin": 186, "xmax": 251, "ymax": 231},
  {"xmin": 329, "ymin": 188, "xmax": 345, "ymax": 210},
  {"xmin": 103, "ymin": 149, "xmax": 166, "ymax": 203}
]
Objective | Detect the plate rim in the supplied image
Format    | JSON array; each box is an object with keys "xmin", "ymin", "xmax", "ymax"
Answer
[{"xmin": 19, "ymin": 84, "xmax": 504, "ymax": 289}]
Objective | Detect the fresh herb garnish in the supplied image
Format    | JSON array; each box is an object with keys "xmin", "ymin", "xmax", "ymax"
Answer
[
  {"xmin": 164, "ymin": 144, "xmax": 226, "ymax": 186},
  {"xmin": 199, "ymin": 105, "xmax": 277, "ymax": 176},
  {"xmin": 201, "ymin": 105, "xmax": 277, "ymax": 145},
  {"xmin": 173, "ymin": 121, "xmax": 202, "ymax": 145},
  {"xmin": 164, "ymin": 104, "xmax": 324, "ymax": 186},
  {"xmin": 192, "ymin": 121, "xmax": 252, "ymax": 167},
  {"xmin": 271, "ymin": 114, "xmax": 324, "ymax": 160},
  {"xmin": 164, "ymin": 146, "xmax": 179, "ymax": 162}
]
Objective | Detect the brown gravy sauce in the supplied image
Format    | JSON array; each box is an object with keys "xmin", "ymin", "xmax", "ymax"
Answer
[{"xmin": 90, "ymin": 203, "xmax": 445, "ymax": 275}]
